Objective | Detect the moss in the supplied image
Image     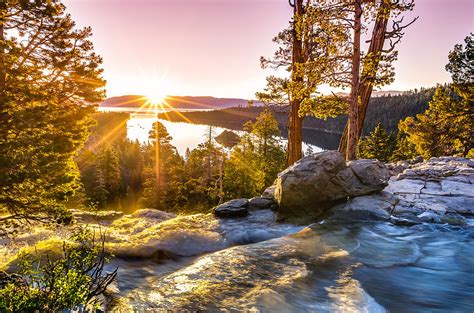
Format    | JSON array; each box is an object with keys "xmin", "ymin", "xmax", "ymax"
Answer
[{"xmin": 1, "ymin": 238, "xmax": 75, "ymax": 273}]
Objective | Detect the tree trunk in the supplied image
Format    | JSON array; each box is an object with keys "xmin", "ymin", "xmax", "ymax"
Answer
[
  {"xmin": 287, "ymin": 0, "xmax": 304, "ymax": 166},
  {"xmin": 338, "ymin": 0, "xmax": 391, "ymax": 156},
  {"xmin": 154, "ymin": 124, "xmax": 161, "ymax": 209},
  {"xmin": 346, "ymin": 0, "xmax": 362, "ymax": 160},
  {"xmin": 0, "ymin": 1, "xmax": 6, "ymax": 105}
]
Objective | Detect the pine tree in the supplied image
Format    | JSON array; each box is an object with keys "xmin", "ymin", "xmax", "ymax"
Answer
[
  {"xmin": 139, "ymin": 121, "xmax": 184, "ymax": 210},
  {"xmin": 0, "ymin": 1, "xmax": 105, "ymax": 225},
  {"xmin": 224, "ymin": 109, "xmax": 286, "ymax": 199},
  {"xmin": 399, "ymin": 85, "xmax": 473, "ymax": 158},
  {"xmin": 390, "ymin": 131, "xmax": 417, "ymax": 162},
  {"xmin": 95, "ymin": 145, "xmax": 122, "ymax": 202},
  {"xmin": 358, "ymin": 123, "xmax": 396, "ymax": 162}
]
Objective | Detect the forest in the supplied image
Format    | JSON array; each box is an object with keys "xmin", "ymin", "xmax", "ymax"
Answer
[
  {"xmin": 0, "ymin": 0, "xmax": 472, "ymax": 311},
  {"xmin": 75, "ymin": 109, "xmax": 286, "ymax": 213},
  {"xmin": 158, "ymin": 87, "xmax": 437, "ymax": 135}
]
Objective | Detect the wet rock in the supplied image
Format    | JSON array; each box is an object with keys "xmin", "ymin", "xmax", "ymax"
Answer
[
  {"xmin": 131, "ymin": 209, "xmax": 176, "ymax": 221},
  {"xmin": 71, "ymin": 209, "xmax": 124, "ymax": 224},
  {"xmin": 389, "ymin": 216, "xmax": 421, "ymax": 227},
  {"xmin": 417, "ymin": 212, "xmax": 442, "ymax": 223},
  {"xmin": 248, "ymin": 197, "xmax": 277, "ymax": 211},
  {"xmin": 213, "ymin": 199, "xmax": 249, "ymax": 218},
  {"xmin": 275, "ymin": 151, "xmax": 390, "ymax": 223},
  {"xmin": 332, "ymin": 191, "xmax": 396, "ymax": 221}
]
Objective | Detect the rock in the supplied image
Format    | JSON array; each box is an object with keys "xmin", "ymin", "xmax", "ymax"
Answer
[
  {"xmin": 389, "ymin": 216, "xmax": 421, "ymax": 226},
  {"xmin": 275, "ymin": 151, "xmax": 390, "ymax": 223},
  {"xmin": 131, "ymin": 209, "xmax": 176, "ymax": 221},
  {"xmin": 417, "ymin": 211, "xmax": 442, "ymax": 223},
  {"xmin": 71, "ymin": 209, "xmax": 124, "ymax": 224},
  {"xmin": 387, "ymin": 157, "xmax": 474, "ymax": 219},
  {"xmin": 248, "ymin": 197, "xmax": 277, "ymax": 211},
  {"xmin": 213, "ymin": 199, "xmax": 249, "ymax": 218},
  {"xmin": 375, "ymin": 157, "xmax": 473, "ymax": 226},
  {"xmin": 332, "ymin": 191, "xmax": 396, "ymax": 221},
  {"xmin": 261, "ymin": 185, "xmax": 276, "ymax": 200}
]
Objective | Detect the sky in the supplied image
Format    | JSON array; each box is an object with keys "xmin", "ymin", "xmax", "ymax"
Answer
[{"xmin": 64, "ymin": 0, "xmax": 474, "ymax": 99}]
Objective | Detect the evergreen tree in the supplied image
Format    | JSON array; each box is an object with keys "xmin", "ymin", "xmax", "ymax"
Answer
[
  {"xmin": 224, "ymin": 110, "xmax": 286, "ymax": 199},
  {"xmin": 446, "ymin": 33, "xmax": 473, "ymax": 88},
  {"xmin": 399, "ymin": 85, "xmax": 473, "ymax": 158},
  {"xmin": 390, "ymin": 131, "xmax": 417, "ymax": 162},
  {"xmin": 95, "ymin": 145, "xmax": 122, "ymax": 203},
  {"xmin": 139, "ymin": 121, "xmax": 184, "ymax": 210},
  {"xmin": 358, "ymin": 123, "xmax": 396, "ymax": 162},
  {"xmin": 0, "ymin": 1, "xmax": 105, "ymax": 225}
]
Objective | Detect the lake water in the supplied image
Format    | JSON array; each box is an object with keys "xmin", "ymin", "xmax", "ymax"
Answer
[{"xmin": 98, "ymin": 106, "xmax": 321, "ymax": 155}]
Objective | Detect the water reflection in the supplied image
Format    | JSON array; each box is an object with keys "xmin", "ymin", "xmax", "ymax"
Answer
[{"xmin": 99, "ymin": 107, "xmax": 322, "ymax": 155}]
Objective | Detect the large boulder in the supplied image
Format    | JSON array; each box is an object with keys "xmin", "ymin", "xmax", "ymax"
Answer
[
  {"xmin": 275, "ymin": 151, "xmax": 390, "ymax": 223},
  {"xmin": 213, "ymin": 199, "xmax": 249, "ymax": 218}
]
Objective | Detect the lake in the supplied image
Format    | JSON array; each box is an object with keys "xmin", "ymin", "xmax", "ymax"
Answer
[{"xmin": 98, "ymin": 106, "xmax": 322, "ymax": 155}]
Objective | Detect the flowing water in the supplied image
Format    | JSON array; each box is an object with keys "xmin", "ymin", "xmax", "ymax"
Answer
[{"xmin": 105, "ymin": 211, "xmax": 474, "ymax": 312}]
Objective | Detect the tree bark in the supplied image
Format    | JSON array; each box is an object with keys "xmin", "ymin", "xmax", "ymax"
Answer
[
  {"xmin": 346, "ymin": 0, "xmax": 362, "ymax": 160},
  {"xmin": 338, "ymin": 0, "xmax": 391, "ymax": 156},
  {"xmin": 154, "ymin": 123, "xmax": 161, "ymax": 209},
  {"xmin": 0, "ymin": 1, "xmax": 6, "ymax": 105},
  {"xmin": 287, "ymin": 0, "xmax": 304, "ymax": 166}
]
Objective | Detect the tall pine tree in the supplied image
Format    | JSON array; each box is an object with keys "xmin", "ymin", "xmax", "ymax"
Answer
[{"xmin": 0, "ymin": 1, "xmax": 105, "ymax": 226}]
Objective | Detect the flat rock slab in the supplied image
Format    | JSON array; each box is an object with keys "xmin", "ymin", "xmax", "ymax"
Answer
[
  {"xmin": 331, "ymin": 157, "xmax": 474, "ymax": 226},
  {"xmin": 213, "ymin": 199, "xmax": 249, "ymax": 218}
]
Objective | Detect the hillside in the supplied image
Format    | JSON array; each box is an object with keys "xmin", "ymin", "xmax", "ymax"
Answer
[
  {"xmin": 158, "ymin": 88, "xmax": 436, "ymax": 136},
  {"xmin": 100, "ymin": 95, "xmax": 263, "ymax": 109}
]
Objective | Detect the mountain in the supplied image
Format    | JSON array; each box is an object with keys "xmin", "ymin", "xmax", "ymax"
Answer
[{"xmin": 100, "ymin": 95, "xmax": 263, "ymax": 109}]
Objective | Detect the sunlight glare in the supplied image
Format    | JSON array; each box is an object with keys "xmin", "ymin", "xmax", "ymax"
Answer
[{"xmin": 145, "ymin": 88, "xmax": 167, "ymax": 106}]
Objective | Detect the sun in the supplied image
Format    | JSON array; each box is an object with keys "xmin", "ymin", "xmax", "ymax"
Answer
[{"xmin": 145, "ymin": 89, "xmax": 167, "ymax": 105}]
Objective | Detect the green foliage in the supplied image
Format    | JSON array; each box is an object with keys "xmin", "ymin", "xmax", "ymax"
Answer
[
  {"xmin": 446, "ymin": 33, "xmax": 473, "ymax": 87},
  {"xmin": 139, "ymin": 121, "xmax": 186, "ymax": 211},
  {"xmin": 0, "ymin": 228, "xmax": 116, "ymax": 312},
  {"xmin": 358, "ymin": 123, "xmax": 397, "ymax": 162},
  {"xmin": 390, "ymin": 131, "xmax": 417, "ymax": 162},
  {"xmin": 257, "ymin": 1, "xmax": 352, "ymax": 119},
  {"xmin": 399, "ymin": 85, "xmax": 473, "ymax": 158},
  {"xmin": 224, "ymin": 109, "xmax": 286, "ymax": 199},
  {"xmin": 0, "ymin": 0, "xmax": 105, "ymax": 226},
  {"xmin": 77, "ymin": 113, "xmax": 145, "ymax": 211}
]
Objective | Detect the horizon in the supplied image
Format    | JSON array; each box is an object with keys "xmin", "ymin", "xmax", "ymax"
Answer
[{"xmin": 64, "ymin": 0, "xmax": 473, "ymax": 99}]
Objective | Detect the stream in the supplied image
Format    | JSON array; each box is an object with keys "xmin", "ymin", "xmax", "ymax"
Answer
[{"xmin": 105, "ymin": 210, "xmax": 474, "ymax": 312}]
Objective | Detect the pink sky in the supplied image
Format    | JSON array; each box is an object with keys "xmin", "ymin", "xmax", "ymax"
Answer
[{"xmin": 64, "ymin": 0, "xmax": 473, "ymax": 99}]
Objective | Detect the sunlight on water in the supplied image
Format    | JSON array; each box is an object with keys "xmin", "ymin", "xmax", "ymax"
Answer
[{"xmin": 98, "ymin": 106, "xmax": 321, "ymax": 156}]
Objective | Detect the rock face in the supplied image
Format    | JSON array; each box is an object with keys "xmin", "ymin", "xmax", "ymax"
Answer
[
  {"xmin": 248, "ymin": 197, "xmax": 277, "ymax": 211},
  {"xmin": 213, "ymin": 199, "xmax": 249, "ymax": 218},
  {"xmin": 275, "ymin": 151, "xmax": 390, "ymax": 223},
  {"xmin": 332, "ymin": 157, "xmax": 474, "ymax": 226}
]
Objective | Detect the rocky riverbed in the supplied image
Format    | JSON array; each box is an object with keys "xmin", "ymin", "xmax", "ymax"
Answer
[{"xmin": 1, "ymin": 152, "xmax": 473, "ymax": 311}]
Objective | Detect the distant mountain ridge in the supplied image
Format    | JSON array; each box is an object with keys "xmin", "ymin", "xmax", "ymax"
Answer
[{"xmin": 100, "ymin": 95, "xmax": 263, "ymax": 109}]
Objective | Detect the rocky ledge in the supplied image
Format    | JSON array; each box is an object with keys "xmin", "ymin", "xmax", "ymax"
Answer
[
  {"xmin": 211, "ymin": 152, "xmax": 473, "ymax": 226},
  {"xmin": 333, "ymin": 157, "xmax": 474, "ymax": 226}
]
